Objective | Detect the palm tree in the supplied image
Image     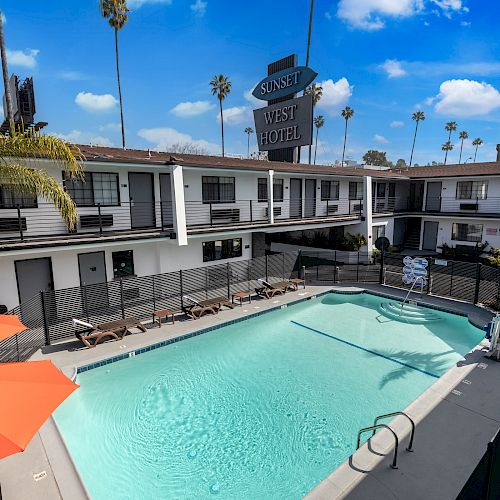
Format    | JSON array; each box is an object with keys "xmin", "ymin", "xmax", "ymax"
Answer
[
  {"xmin": 341, "ymin": 106, "xmax": 354, "ymax": 167},
  {"xmin": 100, "ymin": 0, "xmax": 129, "ymax": 149},
  {"xmin": 472, "ymin": 138, "xmax": 483, "ymax": 162},
  {"xmin": 244, "ymin": 127, "xmax": 254, "ymax": 158},
  {"xmin": 458, "ymin": 131, "xmax": 468, "ymax": 164},
  {"xmin": 409, "ymin": 111, "xmax": 425, "ymax": 167},
  {"xmin": 313, "ymin": 115, "xmax": 324, "ymax": 165},
  {"xmin": 0, "ymin": 127, "xmax": 83, "ymax": 229},
  {"xmin": 305, "ymin": 83, "xmax": 323, "ymax": 107},
  {"xmin": 442, "ymin": 141, "xmax": 454, "ymax": 165},
  {"xmin": 210, "ymin": 75, "xmax": 232, "ymax": 157},
  {"xmin": 444, "ymin": 121, "xmax": 457, "ymax": 164}
]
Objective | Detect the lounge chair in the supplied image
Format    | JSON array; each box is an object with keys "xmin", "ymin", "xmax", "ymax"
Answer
[
  {"xmin": 72, "ymin": 318, "xmax": 146, "ymax": 348},
  {"xmin": 182, "ymin": 295, "xmax": 234, "ymax": 320},
  {"xmin": 255, "ymin": 279, "xmax": 288, "ymax": 299}
]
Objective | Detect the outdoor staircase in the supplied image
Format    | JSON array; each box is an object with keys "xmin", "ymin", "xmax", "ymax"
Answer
[
  {"xmin": 403, "ymin": 222, "xmax": 421, "ymax": 250},
  {"xmin": 379, "ymin": 302, "xmax": 441, "ymax": 323}
]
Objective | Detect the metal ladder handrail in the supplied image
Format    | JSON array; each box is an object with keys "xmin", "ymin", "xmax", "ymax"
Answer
[
  {"xmin": 400, "ymin": 276, "xmax": 425, "ymax": 315},
  {"xmin": 356, "ymin": 424, "xmax": 399, "ymax": 469},
  {"xmin": 373, "ymin": 411, "xmax": 415, "ymax": 451}
]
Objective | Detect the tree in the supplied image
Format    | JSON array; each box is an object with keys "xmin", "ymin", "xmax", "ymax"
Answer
[
  {"xmin": 472, "ymin": 137, "xmax": 483, "ymax": 162},
  {"xmin": 313, "ymin": 115, "xmax": 324, "ymax": 165},
  {"xmin": 210, "ymin": 74, "xmax": 232, "ymax": 157},
  {"xmin": 442, "ymin": 141, "xmax": 453, "ymax": 165},
  {"xmin": 444, "ymin": 121, "xmax": 457, "ymax": 164},
  {"xmin": 169, "ymin": 142, "xmax": 209, "ymax": 155},
  {"xmin": 305, "ymin": 83, "xmax": 323, "ymax": 107},
  {"xmin": 0, "ymin": 127, "xmax": 83, "ymax": 229},
  {"xmin": 409, "ymin": 111, "xmax": 425, "ymax": 166},
  {"xmin": 341, "ymin": 106, "xmax": 354, "ymax": 167},
  {"xmin": 395, "ymin": 158, "xmax": 407, "ymax": 169},
  {"xmin": 363, "ymin": 150, "xmax": 389, "ymax": 166},
  {"xmin": 244, "ymin": 127, "xmax": 254, "ymax": 158},
  {"xmin": 100, "ymin": 0, "xmax": 129, "ymax": 149},
  {"xmin": 458, "ymin": 130, "xmax": 468, "ymax": 164}
]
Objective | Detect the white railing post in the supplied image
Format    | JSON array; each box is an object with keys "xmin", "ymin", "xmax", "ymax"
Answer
[{"xmin": 171, "ymin": 164, "xmax": 188, "ymax": 246}]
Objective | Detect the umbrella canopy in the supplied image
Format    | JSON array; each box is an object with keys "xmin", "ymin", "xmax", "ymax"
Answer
[
  {"xmin": 0, "ymin": 315, "xmax": 27, "ymax": 342},
  {"xmin": 0, "ymin": 360, "xmax": 79, "ymax": 459}
]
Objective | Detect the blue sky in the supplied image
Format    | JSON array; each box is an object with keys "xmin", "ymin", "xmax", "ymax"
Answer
[{"xmin": 3, "ymin": 0, "xmax": 500, "ymax": 165}]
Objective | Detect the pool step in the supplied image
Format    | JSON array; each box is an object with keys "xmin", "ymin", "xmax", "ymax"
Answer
[{"xmin": 379, "ymin": 302, "xmax": 441, "ymax": 323}]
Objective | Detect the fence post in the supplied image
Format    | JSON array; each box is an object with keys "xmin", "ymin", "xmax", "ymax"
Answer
[
  {"xmin": 427, "ymin": 260, "xmax": 433, "ymax": 295},
  {"xmin": 379, "ymin": 250, "xmax": 385, "ymax": 284},
  {"xmin": 298, "ymin": 250, "xmax": 302, "ymax": 278},
  {"xmin": 97, "ymin": 203, "xmax": 103, "ymax": 236},
  {"xmin": 334, "ymin": 250, "xmax": 337, "ymax": 283},
  {"xmin": 40, "ymin": 291, "xmax": 51, "ymax": 346},
  {"xmin": 473, "ymin": 263, "xmax": 481, "ymax": 304},
  {"xmin": 83, "ymin": 284, "xmax": 89, "ymax": 322},
  {"xmin": 356, "ymin": 250, "xmax": 360, "ymax": 282},
  {"xmin": 119, "ymin": 279, "xmax": 125, "ymax": 319},
  {"xmin": 17, "ymin": 204, "xmax": 24, "ymax": 242},
  {"xmin": 179, "ymin": 270, "xmax": 184, "ymax": 310},
  {"xmin": 209, "ymin": 203, "xmax": 213, "ymax": 226},
  {"xmin": 152, "ymin": 275, "xmax": 156, "ymax": 312},
  {"xmin": 449, "ymin": 261, "xmax": 454, "ymax": 296},
  {"xmin": 226, "ymin": 263, "xmax": 231, "ymax": 299}
]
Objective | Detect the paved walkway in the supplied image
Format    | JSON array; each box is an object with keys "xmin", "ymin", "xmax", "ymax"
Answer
[{"xmin": 0, "ymin": 284, "xmax": 497, "ymax": 500}]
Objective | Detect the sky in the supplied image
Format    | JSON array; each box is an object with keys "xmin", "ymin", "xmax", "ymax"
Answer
[{"xmin": 2, "ymin": 0, "xmax": 500, "ymax": 165}]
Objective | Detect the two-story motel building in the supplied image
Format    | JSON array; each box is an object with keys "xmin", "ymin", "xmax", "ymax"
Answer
[{"xmin": 1, "ymin": 144, "xmax": 500, "ymax": 310}]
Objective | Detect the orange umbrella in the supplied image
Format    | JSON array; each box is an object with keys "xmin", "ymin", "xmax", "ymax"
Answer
[
  {"xmin": 0, "ymin": 360, "xmax": 79, "ymax": 459},
  {"xmin": 0, "ymin": 315, "xmax": 27, "ymax": 342}
]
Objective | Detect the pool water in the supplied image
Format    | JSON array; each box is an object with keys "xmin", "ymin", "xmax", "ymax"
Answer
[{"xmin": 54, "ymin": 292, "xmax": 484, "ymax": 499}]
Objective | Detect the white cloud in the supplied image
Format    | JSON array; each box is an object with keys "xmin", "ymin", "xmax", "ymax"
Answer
[
  {"xmin": 460, "ymin": 20, "xmax": 471, "ymax": 27},
  {"xmin": 190, "ymin": 0, "xmax": 207, "ymax": 17},
  {"xmin": 53, "ymin": 130, "xmax": 113, "ymax": 147},
  {"xmin": 138, "ymin": 127, "xmax": 218, "ymax": 153},
  {"xmin": 374, "ymin": 134, "xmax": 390, "ymax": 144},
  {"xmin": 433, "ymin": 79, "xmax": 500, "ymax": 117},
  {"xmin": 381, "ymin": 59, "xmax": 407, "ymax": 78},
  {"xmin": 75, "ymin": 92, "xmax": 118, "ymax": 112},
  {"xmin": 127, "ymin": 0, "xmax": 172, "ymax": 8},
  {"xmin": 390, "ymin": 120, "xmax": 404, "ymax": 128},
  {"xmin": 431, "ymin": 0, "xmax": 464, "ymax": 12},
  {"xmin": 337, "ymin": 0, "xmax": 423, "ymax": 30},
  {"xmin": 316, "ymin": 78, "xmax": 353, "ymax": 115},
  {"xmin": 216, "ymin": 106, "xmax": 252, "ymax": 125},
  {"xmin": 6, "ymin": 48, "xmax": 39, "ymax": 69},
  {"xmin": 57, "ymin": 70, "xmax": 87, "ymax": 81},
  {"xmin": 1, "ymin": 13, "xmax": 6, "ymax": 24},
  {"xmin": 99, "ymin": 123, "xmax": 122, "ymax": 132},
  {"xmin": 244, "ymin": 87, "xmax": 265, "ymax": 107},
  {"xmin": 170, "ymin": 100, "xmax": 214, "ymax": 118}
]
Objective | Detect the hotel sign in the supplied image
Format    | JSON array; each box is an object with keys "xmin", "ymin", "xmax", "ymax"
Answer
[
  {"xmin": 253, "ymin": 94, "xmax": 313, "ymax": 152},
  {"xmin": 252, "ymin": 66, "xmax": 318, "ymax": 101}
]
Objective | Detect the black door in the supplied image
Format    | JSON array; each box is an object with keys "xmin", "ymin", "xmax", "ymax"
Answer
[
  {"xmin": 159, "ymin": 173, "xmax": 173, "ymax": 228},
  {"xmin": 305, "ymin": 179, "xmax": 316, "ymax": 217},
  {"xmin": 129, "ymin": 172, "xmax": 156, "ymax": 229},
  {"xmin": 290, "ymin": 178, "xmax": 302, "ymax": 218},
  {"xmin": 78, "ymin": 251, "xmax": 109, "ymax": 313}
]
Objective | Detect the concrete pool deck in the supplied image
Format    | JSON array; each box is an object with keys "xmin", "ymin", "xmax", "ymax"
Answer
[{"xmin": 0, "ymin": 284, "xmax": 497, "ymax": 499}]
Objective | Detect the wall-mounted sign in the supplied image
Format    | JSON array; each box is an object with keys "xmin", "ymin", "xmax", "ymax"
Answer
[
  {"xmin": 252, "ymin": 66, "xmax": 318, "ymax": 102},
  {"xmin": 486, "ymin": 228, "xmax": 498, "ymax": 236},
  {"xmin": 253, "ymin": 94, "xmax": 313, "ymax": 152}
]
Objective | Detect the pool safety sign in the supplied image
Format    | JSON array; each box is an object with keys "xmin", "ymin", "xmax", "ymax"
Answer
[{"xmin": 402, "ymin": 256, "xmax": 428, "ymax": 285}]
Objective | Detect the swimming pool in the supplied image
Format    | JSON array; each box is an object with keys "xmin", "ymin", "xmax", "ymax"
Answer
[{"xmin": 54, "ymin": 291, "xmax": 484, "ymax": 499}]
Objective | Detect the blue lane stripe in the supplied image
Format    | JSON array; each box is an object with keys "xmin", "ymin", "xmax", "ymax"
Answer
[{"xmin": 290, "ymin": 320, "xmax": 439, "ymax": 379}]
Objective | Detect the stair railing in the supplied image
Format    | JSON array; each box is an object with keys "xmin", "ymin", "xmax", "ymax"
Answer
[{"xmin": 400, "ymin": 276, "xmax": 424, "ymax": 316}]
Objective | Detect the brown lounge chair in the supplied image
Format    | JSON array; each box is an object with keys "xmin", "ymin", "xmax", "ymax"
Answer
[
  {"xmin": 255, "ymin": 279, "xmax": 291, "ymax": 299},
  {"xmin": 73, "ymin": 318, "xmax": 147, "ymax": 348},
  {"xmin": 182, "ymin": 295, "xmax": 234, "ymax": 320}
]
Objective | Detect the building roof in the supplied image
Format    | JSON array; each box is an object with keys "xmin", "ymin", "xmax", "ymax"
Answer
[
  {"xmin": 77, "ymin": 145, "xmax": 405, "ymax": 179},
  {"xmin": 77, "ymin": 145, "xmax": 500, "ymax": 179}
]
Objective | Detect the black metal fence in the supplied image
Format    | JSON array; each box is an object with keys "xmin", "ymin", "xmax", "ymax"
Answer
[{"xmin": 0, "ymin": 252, "xmax": 300, "ymax": 362}]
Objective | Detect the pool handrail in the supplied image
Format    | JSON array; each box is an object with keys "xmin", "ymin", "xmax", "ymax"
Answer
[
  {"xmin": 356, "ymin": 423, "xmax": 399, "ymax": 469},
  {"xmin": 373, "ymin": 411, "xmax": 415, "ymax": 451}
]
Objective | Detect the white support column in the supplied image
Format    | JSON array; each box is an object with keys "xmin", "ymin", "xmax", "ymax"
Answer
[
  {"xmin": 363, "ymin": 176, "xmax": 373, "ymax": 249},
  {"xmin": 268, "ymin": 169, "xmax": 275, "ymax": 224},
  {"xmin": 171, "ymin": 165, "xmax": 188, "ymax": 246}
]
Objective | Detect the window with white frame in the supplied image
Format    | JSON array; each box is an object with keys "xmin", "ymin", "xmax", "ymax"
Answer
[
  {"xmin": 202, "ymin": 176, "xmax": 235, "ymax": 203},
  {"xmin": 257, "ymin": 178, "xmax": 284, "ymax": 202},
  {"xmin": 456, "ymin": 180, "xmax": 488, "ymax": 200},
  {"xmin": 321, "ymin": 180, "xmax": 339, "ymax": 201},
  {"xmin": 65, "ymin": 172, "xmax": 120, "ymax": 206},
  {"xmin": 451, "ymin": 223, "xmax": 483, "ymax": 242},
  {"xmin": 349, "ymin": 182, "xmax": 363, "ymax": 200}
]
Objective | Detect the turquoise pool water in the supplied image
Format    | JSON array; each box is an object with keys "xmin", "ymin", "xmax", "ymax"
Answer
[{"xmin": 54, "ymin": 292, "xmax": 484, "ymax": 499}]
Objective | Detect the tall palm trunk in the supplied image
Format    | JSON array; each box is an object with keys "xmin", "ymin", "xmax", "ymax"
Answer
[
  {"xmin": 0, "ymin": 12, "xmax": 13, "ymax": 130},
  {"xmin": 115, "ymin": 27, "xmax": 126, "ymax": 149},
  {"xmin": 247, "ymin": 134, "xmax": 250, "ymax": 158},
  {"xmin": 341, "ymin": 119, "xmax": 348, "ymax": 166},
  {"xmin": 409, "ymin": 120, "xmax": 419, "ymax": 167},
  {"xmin": 219, "ymin": 98, "xmax": 225, "ymax": 157},
  {"xmin": 474, "ymin": 145, "xmax": 478, "ymax": 162},
  {"xmin": 444, "ymin": 130, "xmax": 452, "ymax": 165},
  {"xmin": 314, "ymin": 127, "xmax": 319, "ymax": 165},
  {"xmin": 459, "ymin": 139, "xmax": 464, "ymax": 164}
]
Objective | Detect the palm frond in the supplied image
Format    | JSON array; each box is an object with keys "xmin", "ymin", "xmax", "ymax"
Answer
[{"xmin": 0, "ymin": 162, "xmax": 78, "ymax": 229}]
